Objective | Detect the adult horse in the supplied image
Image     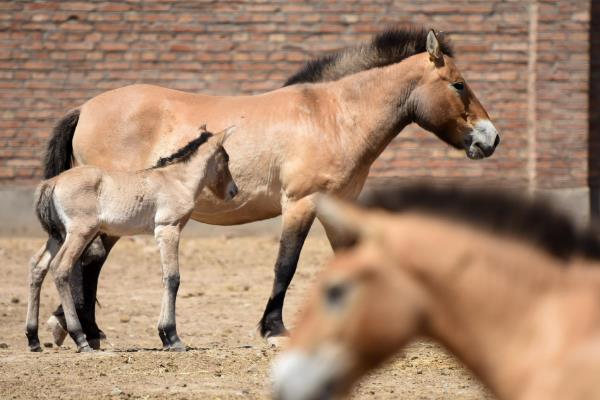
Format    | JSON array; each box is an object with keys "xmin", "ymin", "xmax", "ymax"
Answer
[
  {"xmin": 43, "ymin": 28, "xmax": 499, "ymax": 346},
  {"xmin": 273, "ymin": 185, "xmax": 600, "ymax": 400}
]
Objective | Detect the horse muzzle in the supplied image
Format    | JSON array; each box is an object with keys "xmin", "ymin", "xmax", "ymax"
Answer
[
  {"xmin": 272, "ymin": 348, "xmax": 349, "ymax": 400},
  {"xmin": 464, "ymin": 120, "xmax": 500, "ymax": 160}
]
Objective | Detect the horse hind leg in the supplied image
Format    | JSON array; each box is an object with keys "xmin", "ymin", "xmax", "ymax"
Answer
[
  {"xmin": 25, "ymin": 239, "xmax": 58, "ymax": 351},
  {"xmin": 49, "ymin": 228, "xmax": 98, "ymax": 352},
  {"xmin": 48, "ymin": 234, "xmax": 118, "ymax": 349},
  {"xmin": 80, "ymin": 234, "xmax": 119, "ymax": 349}
]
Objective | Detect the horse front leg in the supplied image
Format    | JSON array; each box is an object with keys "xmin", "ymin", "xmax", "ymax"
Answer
[
  {"xmin": 259, "ymin": 196, "xmax": 316, "ymax": 344},
  {"xmin": 154, "ymin": 224, "xmax": 186, "ymax": 351}
]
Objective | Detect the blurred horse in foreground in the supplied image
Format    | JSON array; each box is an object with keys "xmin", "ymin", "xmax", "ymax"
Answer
[{"xmin": 273, "ymin": 185, "xmax": 600, "ymax": 400}]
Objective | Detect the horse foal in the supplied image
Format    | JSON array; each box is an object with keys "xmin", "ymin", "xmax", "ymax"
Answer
[{"xmin": 25, "ymin": 126, "xmax": 237, "ymax": 352}]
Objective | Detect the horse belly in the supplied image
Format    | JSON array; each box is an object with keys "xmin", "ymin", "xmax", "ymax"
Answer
[
  {"xmin": 191, "ymin": 185, "xmax": 282, "ymax": 225},
  {"xmin": 98, "ymin": 208, "xmax": 156, "ymax": 237},
  {"xmin": 97, "ymin": 179, "xmax": 157, "ymax": 236}
]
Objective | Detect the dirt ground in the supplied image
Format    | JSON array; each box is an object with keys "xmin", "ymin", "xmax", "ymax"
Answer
[{"xmin": 0, "ymin": 233, "xmax": 492, "ymax": 399}]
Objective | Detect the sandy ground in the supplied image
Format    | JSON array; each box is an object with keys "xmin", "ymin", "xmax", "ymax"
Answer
[{"xmin": 0, "ymin": 234, "xmax": 492, "ymax": 399}]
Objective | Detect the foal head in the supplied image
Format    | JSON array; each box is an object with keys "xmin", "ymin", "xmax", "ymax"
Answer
[
  {"xmin": 411, "ymin": 30, "xmax": 500, "ymax": 159},
  {"xmin": 204, "ymin": 126, "xmax": 238, "ymax": 201}
]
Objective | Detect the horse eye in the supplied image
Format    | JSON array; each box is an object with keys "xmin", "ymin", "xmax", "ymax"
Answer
[
  {"xmin": 452, "ymin": 82, "xmax": 465, "ymax": 91},
  {"xmin": 325, "ymin": 283, "xmax": 348, "ymax": 308}
]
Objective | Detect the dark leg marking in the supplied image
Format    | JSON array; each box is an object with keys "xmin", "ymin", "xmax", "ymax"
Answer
[
  {"xmin": 259, "ymin": 218, "xmax": 314, "ymax": 338},
  {"xmin": 26, "ymin": 324, "xmax": 41, "ymax": 352}
]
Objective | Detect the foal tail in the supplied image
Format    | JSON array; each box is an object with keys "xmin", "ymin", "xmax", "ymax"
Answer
[
  {"xmin": 34, "ymin": 181, "xmax": 63, "ymax": 242},
  {"xmin": 43, "ymin": 109, "xmax": 80, "ymax": 179}
]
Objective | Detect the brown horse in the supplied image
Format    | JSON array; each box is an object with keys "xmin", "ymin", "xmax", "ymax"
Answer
[
  {"xmin": 43, "ymin": 28, "xmax": 500, "ymax": 345},
  {"xmin": 273, "ymin": 186, "xmax": 600, "ymax": 400}
]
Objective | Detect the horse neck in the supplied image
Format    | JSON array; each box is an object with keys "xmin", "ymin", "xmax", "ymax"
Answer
[
  {"xmin": 398, "ymin": 217, "xmax": 571, "ymax": 399},
  {"xmin": 328, "ymin": 54, "xmax": 424, "ymax": 163}
]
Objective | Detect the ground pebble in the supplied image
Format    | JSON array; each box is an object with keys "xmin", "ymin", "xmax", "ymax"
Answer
[
  {"xmin": 119, "ymin": 314, "xmax": 130, "ymax": 323},
  {"xmin": 0, "ymin": 343, "xmax": 8, "ymax": 349},
  {"xmin": 10, "ymin": 297, "xmax": 19, "ymax": 304},
  {"xmin": 43, "ymin": 342, "xmax": 53, "ymax": 348},
  {"xmin": 111, "ymin": 387, "xmax": 122, "ymax": 395}
]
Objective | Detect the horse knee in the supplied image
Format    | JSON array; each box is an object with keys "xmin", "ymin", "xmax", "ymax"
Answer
[
  {"xmin": 163, "ymin": 273, "xmax": 180, "ymax": 292},
  {"xmin": 53, "ymin": 268, "xmax": 70, "ymax": 289}
]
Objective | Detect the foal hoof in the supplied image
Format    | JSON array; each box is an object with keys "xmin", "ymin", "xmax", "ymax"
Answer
[
  {"xmin": 47, "ymin": 315, "xmax": 67, "ymax": 346},
  {"xmin": 266, "ymin": 335, "xmax": 290, "ymax": 348}
]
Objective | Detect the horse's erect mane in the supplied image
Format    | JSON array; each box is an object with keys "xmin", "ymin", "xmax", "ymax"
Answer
[
  {"xmin": 358, "ymin": 184, "xmax": 600, "ymax": 261},
  {"xmin": 284, "ymin": 26, "xmax": 454, "ymax": 86},
  {"xmin": 152, "ymin": 130, "xmax": 213, "ymax": 169}
]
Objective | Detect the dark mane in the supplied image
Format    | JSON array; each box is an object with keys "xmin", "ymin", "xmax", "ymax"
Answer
[
  {"xmin": 358, "ymin": 184, "xmax": 600, "ymax": 261},
  {"xmin": 152, "ymin": 131, "xmax": 213, "ymax": 169},
  {"xmin": 284, "ymin": 26, "xmax": 453, "ymax": 86}
]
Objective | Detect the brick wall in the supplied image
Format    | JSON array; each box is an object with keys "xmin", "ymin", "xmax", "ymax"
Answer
[{"xmin": 0, "ymin": 0, "xmax": 593, "ymax": 191}]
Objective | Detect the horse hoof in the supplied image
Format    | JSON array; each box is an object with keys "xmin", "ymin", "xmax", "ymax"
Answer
[
  {"xmin": 77, "ymin": 344, "xmax": 94, "ymax": 353},
  {"xmin": 46, "ymin": 315, "xmax": 67, "ymax": 346},
  {"xmin": 166, "ymin": 342, "xmax": 187, "ymax": 352},
  {"xmin": 28, "ymin": 345, "xmax": 42, "ymax": 352},
  {"xmin": 267, "ymin": 335, "xmax": 290, "ymax": 348},
  {"xmin": 88, "ymin": 338, "xmax": 101, "ymax": 350}
]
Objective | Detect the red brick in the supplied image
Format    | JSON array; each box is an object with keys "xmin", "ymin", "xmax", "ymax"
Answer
[{"xmin": 0, "ymin": 0, "xmax": 593, "ymax": 192}]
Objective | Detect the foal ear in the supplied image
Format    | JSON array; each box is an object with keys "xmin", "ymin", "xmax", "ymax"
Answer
[
  {"xmin": 316, "ymin": 195, "xmax": 378, "ymax": 240},
  {"xmin": 426, "ymin": 30, "xmax": 443, "ymax": 65}
]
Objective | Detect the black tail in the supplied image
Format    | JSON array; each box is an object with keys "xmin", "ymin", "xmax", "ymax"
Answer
[
  {"xmin": 43, "ymin": 109, "xmax": 80, "ymax": 179},
  {"xmin": 34, "ymin": 181, "xmax": 63, "ymax": 242}
]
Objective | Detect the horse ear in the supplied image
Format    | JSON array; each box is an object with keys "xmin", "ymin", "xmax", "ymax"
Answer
[
  {"xmin": 426, "ymin": 30, "xmax": 443, "ymax": 65},
  {"xmin": 316, "ymin": 195, "xmax": 378, "ymax": 241},
  {"xmin": 217, "ymin": 125, "xmax": 236, "ymax": 145}
]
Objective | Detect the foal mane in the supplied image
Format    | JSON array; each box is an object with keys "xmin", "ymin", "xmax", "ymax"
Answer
[
  {"xmin": 358, "ymin": 184, "xmax": 600, "ymax": 261},
  {"xmin": 152, "ymin": 129, "xmax": 213, "ymax": 169},
  {"xmin": 284, "ymin": 26, "xmax": 454, "ymax": 86}
]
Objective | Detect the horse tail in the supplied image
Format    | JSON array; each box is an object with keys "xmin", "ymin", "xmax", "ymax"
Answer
[
  {"xmin": 43, "ymin": 109, "xmax": 80, "ymax": 179},
  {"xmin": 34, "ymin": 180, "xmax": 63, "ymax": 242}
]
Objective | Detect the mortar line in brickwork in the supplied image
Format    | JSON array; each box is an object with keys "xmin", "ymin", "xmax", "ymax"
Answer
[{"xmin": 527, "ymin": 0, "xmax": 538, "ymax": 192}]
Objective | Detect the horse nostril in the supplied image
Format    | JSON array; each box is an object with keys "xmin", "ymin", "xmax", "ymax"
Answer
[
  {"xmin": 474, "ymin": 142, "xmax": 494, "ymax": 157},
  {"xmin": 494, "ymin": 135, "xmax": 500, "ymax": 148}
]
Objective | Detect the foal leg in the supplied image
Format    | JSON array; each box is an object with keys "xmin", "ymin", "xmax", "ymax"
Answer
[
  {"xmin": 50, "ymin": 229, "xmax": 98, "ymax": 352},
  {"xmin": 25, "ymin": 239, "xmax": 58, "ymax": 351},
  {"xmin": 49, "ymin": 235, "xmax": 119, "ymax": 349},
  {"xmin": 259, "ymin": 197, "xmax": 315, "ymax": 342},
  {"xmin": 154, "ymin": 224, "xmax": 185, "ymax": 351}
]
